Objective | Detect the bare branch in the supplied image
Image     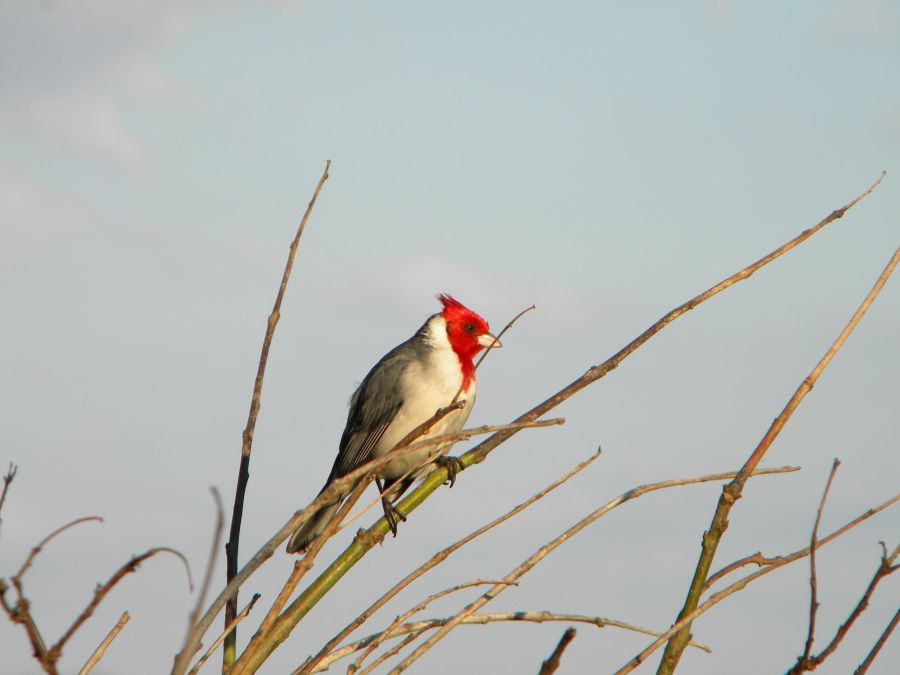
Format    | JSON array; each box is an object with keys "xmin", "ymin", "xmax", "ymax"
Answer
[
  {"xmin": 463, "ymin": 173, "xmax": 886, "ymax": 469},
  {"xmin": 0, "ymin": 578, "xmax": 54, "ymax": 673},
  {"xmin": 353, "ymin": 629, "xmax": 426, "ymax": 675},
  {"xmin": 188, "ymin": 594, "xmax": 260, "ymax": 675},
  {"xmin": 387, "ymin": 466, "xmax": 798, "ymax": 674},
  {"xmin": 16, "ymin": 516, "xmax": 103, "ymax": 580},
  {"xmin": 195, "ymin": 175, "xmax": 884, "ymax": 674},
  {"xmin": 799, "ymin": 459, "xmax": 841, "ymax": 666},
  {"xmin": 336, "ymin": 418, "xmax": 565, "ymax": 535},
  {"xmin": 304, "ymin": 611, "xmax": 712, "ymax": 674},
  {"xmin": 175, "ymin": 417, "xmax": 564, "ymax": 674},
  {"xmin": 703, "ymin": 552, "xmax": 775, "ymax": 592},
  {"xmin": 78, "ymin": 611, "xmax": 130, "ymax": 675},
  {"xmin": 297, "ymin": 448, "xmax": 602, "ymax": 675},
  {"xmin": 172, "ymin": 488, "xmax": 224, "ymax": 675},
  {"xmin": 615, "ymin": 494, "xmax": 899, "ymax": 674},
  {"xmin": 351, "ymin": 580, "xmax": 514, "ymax": 674},
  {"xmin": 257, "ymin": 478, "xmax": 370, "ymax": 638},
  {"xmin": 2, "ymin": 536, "xmax": 188, "ymax": 675},
  {"xmin": 3, "ymin": 515, "xmax": 104, "ymax": 672},
  {"xmin": 52, "ymin": 547, "xmax": 192, "ymax": 658},
  {"xmin": 657, "ymin": 244, "xmax": 900, "ymax": 674},
  {"xmin": 854, "ymin": 607, "xmax": 900, "ymax": 675},
  {"xmin": 0, "ymin": 462, "xmax": 17, "ymax": 537},
  {"xmin": 787, "ymin": 543, "xmax": 899, "ymax": 673},
  {"xmin": 224, "ymin": 159, "xmax": 331, "ymax": 669},
  {"xmin": 538, "ymin": 627, "xmax": 577, "ymax": 675}
]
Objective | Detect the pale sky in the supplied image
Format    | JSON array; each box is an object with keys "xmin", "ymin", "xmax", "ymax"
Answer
[{"xmin": 1, "ymin": 2, "xmax": 898, "ymax": 674}]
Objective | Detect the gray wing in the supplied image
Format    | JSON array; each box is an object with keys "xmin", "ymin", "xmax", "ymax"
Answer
[{"xmin": 325, "ymin": 349, "xmax": 410, "ymax": 482}]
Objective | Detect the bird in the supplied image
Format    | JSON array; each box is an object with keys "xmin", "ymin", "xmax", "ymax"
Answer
[{"xmin": 286, "ymin": 293, "xmax": 501, "ymax": 554}]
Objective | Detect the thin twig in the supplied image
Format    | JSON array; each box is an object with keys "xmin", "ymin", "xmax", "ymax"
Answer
[
  {"xmin": 615, "ymin": 495, "xmax": 900, "ymax": 674},
  {"xmin": 235, "ymin": 479, "xmax": 373, "ymax": 671},
  {"xmin": 452, "ymin": 304, "xmax": 535, "ymax": 404},
  {"xmin": 0, "ymin": 579, "xmax": 53, "ymax": 673},
  {"xmin": 854, "ymin": 607, "xmax": 900, "ymax": 675},
  {"xmin": 657, "ymin": 244, "xmax": 900, "ymax": 675},
  {"xmin": 353, "ymin": 629, "xmax": 426, "ymax": 675},
  {"xmin": 4, "ymin": 515, "xmax": 104, "ymax": 672},
  {"xmin": 703, "ymin": 552, "xmax": 774, "ymax": 592},
  {"xmin": 388, "ymin": 467, "xmax": 799, "ymax": 674},
  {"xmin": 223, "ymin": 159, "xmax": 331, "ymax": 670},
  {"xmin": 173, "ymin": 489, "xmax": 224, "ymax": 675},
  {"xmin": 799, "ymin": 459, "xmax": 841, "ymax": 666},
  {"xmin": 78, "ymin": 611, "xmax": 130, "ymax": 675},
  {"xmin": 352, "ymin": 580, "xmax": 514, "ymax": 674},
  {"xmin": 176, "ymin": 418, "xmax": 564, "ymax": 675},
  {"xmin": 0, "ymin": 462, "xmax": 17, "ymax": 537},
  {"xmin": 538, "ymin": 627, "xmax": 577, "ymax": 675},
  {"xmin": 256, "ymin": 478, "xmax": 370, "ymax": 638},
  {"xmin": 336, "ymin": 418, "xmax": 561, "ymax": 535},
  {"xmin": 53, "ymin": 547, "xmax": 192, "ymax": 658},
  {"xmin": 787, "ymin": 543, "xmax": 899, "ymax": 673},
  {"xmin": 465, "ymin": 173, "xmax": 886, "ymax": 469},
  {"xmin": 188, "ymin": 594, "xmax": 260, "ymax": 675},
  {"xmin": 2, "ymin": 540, "xmax": 189, "ymax": 674},
  {"xmin": 296, "ymin": 448, "xmax": 602, "ymax": 675},
  {"xmin": 302, "ymin": 611, "xmax": 711, "ymax": 674},
  {"xmin": 186, "ymin": 175, "xmax": 884, "ymax": 673},
  {"xmin": 16, "ymin": 516, "xmax": 103, "ymax": 580}
]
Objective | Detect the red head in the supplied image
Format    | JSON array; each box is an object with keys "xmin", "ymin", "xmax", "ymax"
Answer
[{"xmin": 437, "ymin": 294, "xmax": 500, "ymax": 383}]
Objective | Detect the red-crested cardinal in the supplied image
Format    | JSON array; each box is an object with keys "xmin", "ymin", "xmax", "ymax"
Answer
[{"xmin": 286, "ymin": 294, "xmax": 500, "ymax": 554}]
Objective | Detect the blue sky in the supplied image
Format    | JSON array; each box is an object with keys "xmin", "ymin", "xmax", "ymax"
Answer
[{"xmin": 1, "ymin": 2, "xmax": 898, "ymax": 674}]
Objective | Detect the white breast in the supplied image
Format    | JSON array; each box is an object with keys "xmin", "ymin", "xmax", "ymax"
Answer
[{"xmin": 375, "ymin": 315, "xmax": 476, "ymax": 480}]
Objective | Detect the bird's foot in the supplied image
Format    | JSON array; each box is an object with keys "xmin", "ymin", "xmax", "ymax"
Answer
[
  {"xmin": 435, "ymin": 455, "xmax": 465, "ymax": 487},
  {"xmin": 381, "ymin": 496, "xmax": 407, "ymax": 537}
]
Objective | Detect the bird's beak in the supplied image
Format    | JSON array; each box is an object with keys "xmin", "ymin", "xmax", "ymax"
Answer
[{"xmin": 478, "ymin": 332, "xmax": 502, "ymax": 349}]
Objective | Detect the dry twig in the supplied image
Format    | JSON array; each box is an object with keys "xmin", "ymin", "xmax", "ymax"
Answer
[
  {"xmin": 351, "ymin": 580, "xmax": 514, "ymax": 674},
  {"xmin": 462, "ymin": 173, "xmax": 886, "ymax": 472},
  {"xmin": 0, "ymin": 516, "xmax": 103, "ymax": 673},
  {"xmin": 223, "ymin": 159, "xmax": 331, "ymax": 669},
  {"xmin": 2, "ymin": 532, "xmax": 190, "ymax": 675},
  {"xmin": 615, "ymin": 493, "xmax": 900, "ymax": 674},
  {"xmin": 189, "ymin": 176, "xmax": 883, "ymax": 674},
  {"xmin": 0, "ymin": 462, "xmax": 17, "ymax": 537},
  {"xmin": 78, "ymin": 611, "xmax": 130, "ymax": 675},
  {"xmin": 296, "ymin": 448, "xmax": 601, "ymax": 675},
  {"xmin": 176, "ymin": 418, "xmax": 563, "ymax": 675},
  {"xmin": 538, "ymin": 627, "xmax": 577, "ymax": 675},
  {"xmin": 54, "ymin": 547, "xmax": 192, "ymax": 658},
  {"xmin": 172, "ymin": 489, "xmax": 224, "ymax": 675},
  {"xmin": 799, "ymin": 459, "xmax": 841, "ymax": 666},
  {"xmin": 854, "ymin": 607, "xmax": 899, "ymax": 675},
  {"xmin": 301, "ymin": 611, "xmax": 711, "ymax": 674},
  {"xmin": 656, "ymin": 244, "xmax": 900, "ymax": 674},
  {"xmin": 188, "ymin": 594, "xmax": 260, "ymax": 675},
  {"xmin": 387, "ymin": 466, "xmax": 798, "ymax": 674},
  {"xmin": 786, "ymin": 543, "xmax": 899, "ymax": 674},
  {"xmin": 16, "ymin": 516, "xmax": 104, "ymax": 580},
  {"xmin": 251, "ymin": 478, "xmax": 371, "ymax": 646}
]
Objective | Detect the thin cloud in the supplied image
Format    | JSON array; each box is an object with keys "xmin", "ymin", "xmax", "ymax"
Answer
[
  {"xmin": 0, "ymin": 2, "xmax": 226, "ymax": 169},
  {"xmin": 0, "ymin": 164, "xmax": 91, "ymax": 271},
  {"xmin": 819, "ymin": 0, "xmax": 899, "ymax": 44}
]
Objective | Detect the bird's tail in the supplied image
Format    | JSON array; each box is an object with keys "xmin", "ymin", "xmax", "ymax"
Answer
[
  {"xmin": 286, "ymin": 501, "xmax": 341, "ymax": 554},
  {"xmin": 285, "ymin": 482, "xmax": 351, "ymax": 554}
]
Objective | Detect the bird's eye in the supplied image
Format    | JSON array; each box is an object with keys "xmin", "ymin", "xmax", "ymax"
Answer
[{"xmin": 464, "ymin": 323, "xmax": 475, "ymax": 334}]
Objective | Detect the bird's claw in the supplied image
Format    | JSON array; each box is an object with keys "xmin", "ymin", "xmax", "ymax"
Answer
[
  {"xmin": 381, "ymin": 496, "xmax": 407, "ymax": 537},
  {"xmin": 435, "ymin": 455, "xmax": 465, "ymax": 487}
]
